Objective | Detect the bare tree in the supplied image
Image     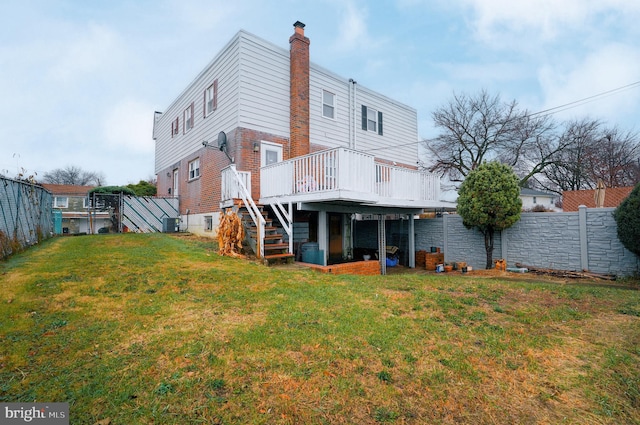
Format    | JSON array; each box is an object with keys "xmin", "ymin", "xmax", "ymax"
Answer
[
  {"xmin": 536, "ymin": 119, "xmax": 602, "ymax": 192},
  {"xmin": 587, "ymin": 127, "xmax": 640, "ymax": 188},
  {"xmin": 535, "ymin": 120, "xmax": 640, "ymax": 192},
  {"xmin": 42, "ymin": 165, "xmax": 105, "ymax": 186},
  {"xmin": 425, "ymin": 90, "xmax": 556, "ymax": 186},
  {"xmin": 425, "ymin": 90, "xmax": 639, "ymax": 192}
]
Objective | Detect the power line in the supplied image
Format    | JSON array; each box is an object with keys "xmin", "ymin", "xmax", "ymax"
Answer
[
  {"xmin": 528, "ymin": 80, "xmax": 640, "ymax": 117},
  {"xmin": 365, "ymin": 80, "xmax": 640, "ymax": 153}
]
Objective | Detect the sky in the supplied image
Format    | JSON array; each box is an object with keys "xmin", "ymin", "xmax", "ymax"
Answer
[{"xmin": 2, "ymin": 0, "xmax": 639, "ymax": 186}]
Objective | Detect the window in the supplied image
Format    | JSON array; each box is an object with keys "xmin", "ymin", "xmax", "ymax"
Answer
[
  {"xmin": 260, "ymin": 141, "xmax": 283, "ymax": 167},
  {"xmin": 184, "ymin": 103, "xmax": 194, "ymax": 133},
  {"xmin": 367, "ymin": 107, "xmax": 378, "ymax": 132},
  {"xmin": 188, "ymin": 158, "xmax": 200, "ymax": 180},
  {"xmin": 322, "ymin": 89, "xmax": 335, "ymax": 119},
  {"xmin": 83, "ymin": 197, "xmax": 89, "ymax": 209},
  {"xmin": 204, "ymin": 215, "xmax": 213, "ymax": 232},
  {"xmin": 361, "ymin": 105, "xmax": 383, "ymax": 135},
  {"xmin": 204, "ymin": 79, "xmax": 218, "ymax": 117},
  {"xmin": 533, "ymin": 196, "xmax": 537, "ymax": 204},
  {"xmin": 171, "ymin": 117, "xmax": 179, "ymax": 137},
  {"xmin": 54, "ymin": 197, "xmax": 68, "ymax": 208}
]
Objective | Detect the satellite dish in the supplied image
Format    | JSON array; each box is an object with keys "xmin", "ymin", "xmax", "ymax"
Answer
[{"xmin": 218, "ymin": 131, "xmax": 227, "ymax": 151}]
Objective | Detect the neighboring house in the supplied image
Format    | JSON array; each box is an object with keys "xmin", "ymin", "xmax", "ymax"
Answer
[
  {"xmin": 152, "ymin": 21, "xmax": 447, "ymax": 271},
  {"xmin": 42, "ymin": 184, "xmax": 110, "ymax": 235},
  {"xmin": 562, "ymin": 186, "xmax": 634, "ymax": 212},
  {"xmin": 520, "ymin": 188, "xmax": 560, "ymax": 212}
]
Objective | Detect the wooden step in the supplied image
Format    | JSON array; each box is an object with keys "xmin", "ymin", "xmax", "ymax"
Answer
[
  {"xmin": 249, "ymin": 226, "xmax": 277, "ymax": 234},
  {"xmin": 264, "ymin": 243, "xmax": 289, "ymax": 251},
  {"xmin": 264, "ymin": 234, "xmax": 283, "ymax": 241},
  {"xmin": 242, "ymin": 217, "xmax": 273, "ymax": 224},
  {"xmin": 263, "ymin": 252, "xmax": 295, "ymax": 266}
]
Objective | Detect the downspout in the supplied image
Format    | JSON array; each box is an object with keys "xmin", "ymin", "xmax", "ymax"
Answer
[
  {"xmin": 348, "ymin": 79, "xmax": 352, "ymax": 149},
  {"xmin": 349, "ymin": 79, "xmax": 358, "ymax": 150}
]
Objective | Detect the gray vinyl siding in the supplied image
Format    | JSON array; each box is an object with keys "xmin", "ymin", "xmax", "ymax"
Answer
[
  {"xmin": 309, "ymin": 66, "xmax": 351, "ymax": 148},
  {"xmin": 154, "ymin": 34, "xmax": 242, "ymax": 173},
  {"xmin": 237, "ymin": 34, "xmax": 290, "ymax": 136},
  {"xmin": 155, "ymin": 29, "xmax": 420, "ymax": 173},
  {"xmin": 309, "ymin": 64, "xmax": 418, "ymax": 165},
  {"xmin": 355, "ymin": 87, "xmax": 418, "ymax": 166}
]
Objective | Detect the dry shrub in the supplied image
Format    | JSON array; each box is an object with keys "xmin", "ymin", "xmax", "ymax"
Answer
[
  {"xmin": 0, "ymin": 230, "xmax": 21, "ymax": 259},
  {"xmin": 217, "ymin": 210, "xmax": 245, "ymax": 258}
]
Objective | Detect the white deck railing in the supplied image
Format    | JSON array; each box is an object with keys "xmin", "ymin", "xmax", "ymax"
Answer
[
  {"xmin": 260, "ymin": 147, "xmax": 439, "ymax": 203},
  {"xmin": 220, "ymin": 165, "xmax": 265, "ymax": 258},
  {"xmin": 221, "ymin": 167, "xmax": 251, "ymax": 201}
]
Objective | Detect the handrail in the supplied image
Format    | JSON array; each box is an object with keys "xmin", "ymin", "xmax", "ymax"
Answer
[
  {"xmin": 225, "ymin": 165, "xmax": 265, "ymax": 258},
  {"xmin": 271, "ymin": 200, "xmax": 293, "ymax": 254}
]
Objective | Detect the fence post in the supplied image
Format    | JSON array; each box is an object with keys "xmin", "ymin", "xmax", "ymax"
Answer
[
  {"xmin": 442, "ymin": 212, "xmax": 449, "ymax": 263},
  {"xmin": 501, "ymin": 228, "xmax": 508, "ymax": 266},
  {"xmin": 579, "ymin": 205, "xmax": 588, "ymax": 271}
]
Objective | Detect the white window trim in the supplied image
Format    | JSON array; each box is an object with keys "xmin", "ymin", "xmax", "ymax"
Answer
[
  {"xmin": 54, "ymin": 197, "xmax": 69, "ymax": 208},
  {"xmin": 188, "ymin": 158, "xmax": 200, "ymax": 181},
  {"xmin": 367, "ymin": 107, "xmax": 378, "ymax": 132},
  {"xmin": 260, "ymin": 141, "xmax": 283, "ymax": 168},
  {"xmin": 205, "ymin": 80, "xmax": 217, "ymax": 118},
  {"xmin": 322, "ymin": 89, "xmax": 336, "ymax": 120},
  {"xmin": 184, "ymin": 103, "xmax": 194, "ymax": 133}
]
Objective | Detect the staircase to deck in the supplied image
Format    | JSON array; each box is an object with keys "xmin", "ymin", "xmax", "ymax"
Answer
[{"xmin": 237, "ymin": 202, "xmax": 294, "ymax": 265}]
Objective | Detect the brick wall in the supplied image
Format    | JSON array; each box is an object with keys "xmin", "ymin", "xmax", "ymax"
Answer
[
  {"xmin": 303, "ymin": 260, "xmax": 381, "ymax": 276},
  {"xmin": 289, "ymin": 21, "xmax": 310, "ymax": 158},
  {"xmin": 234, "ymin": 128, "xmax": 289, "ymax": 200}
]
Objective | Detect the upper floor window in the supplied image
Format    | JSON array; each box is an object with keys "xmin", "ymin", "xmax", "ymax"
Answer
[
  {"xmin": 171, "ymin": 117, "xmax": 179, "ymax": 137},
  {"xmin": 184, "ymin": 103, "xmax": 194, "ymax": 133},
  {"xmin": 361, "ymin": 105, "xmax": 383, "ymax": 135},
  {"xmin": 188, "ymin": 158, "xmax": 200, "ymax": 180},
  {"xmin": 204, "ymin": 80, "xmax": 218, "ymax": 117},
  {"xmin": 53, "ymin": 197, "xmax": 68, "ymax": 208},
  {"xmin": 322, "ymin": 90, "xmax": 335, "ymax": 119}
]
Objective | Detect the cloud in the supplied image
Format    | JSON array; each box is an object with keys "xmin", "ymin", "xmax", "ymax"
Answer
[
  {"xmin": 538, "ymin": 43, "xmax": 640, "ymax": 127},
  {"xmin": 102, "ymin": 99, "xmax": 155, "ymax": 154},
  {"xmin": 332, "ymin": 1, "xmax": 370, "ymax": 52},
  {"xmin": 165, "ymin": 0, "xmax": 240, "ymax": 32},
  {"xmin": 47, "ymin": 23, "xmax": 126, "ymax": 83},
  {"xmin": 461, "ymin": 0, "xmax": 640, "ymax": 48}
]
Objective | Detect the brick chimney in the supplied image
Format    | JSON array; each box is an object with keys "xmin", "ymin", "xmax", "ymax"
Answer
[{"xmin": 289, "ymin": 21, "xmax": 310, "ymax": 158}]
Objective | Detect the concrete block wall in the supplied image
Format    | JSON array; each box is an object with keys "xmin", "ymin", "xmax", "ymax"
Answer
[
  {"xmin": 503, "ymin": 212, "xmax": 581, "ymax": 271},
  {"xmin": 584, "ymin": 208, "xmax": 639, "ymax": 275},
  {"xmin": 413, "ymin": 207, "xmax": 639, "ymax": 276},
  {"xmin": 443, "ymin": 214, "xmax": 500, "ymax": 269}
]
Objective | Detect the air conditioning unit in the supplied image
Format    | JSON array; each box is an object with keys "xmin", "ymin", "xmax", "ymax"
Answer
[{"xmin": 162, "ymin": 217, "xmax": 180, "ymax": 233}]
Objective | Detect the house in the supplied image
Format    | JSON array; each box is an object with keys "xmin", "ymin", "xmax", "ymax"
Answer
[
  {"xmin": 562, "ymin": 186, "xmax": 634, "ymax": 211},
  {"xmin": 152, "ymin": 22, "xmax": 447, "ymax": 272},
  {"xmin": 42, "ymin": 184, "xmax": 110, "ymax": 235},
  {"xmin": 520, "ymin": 188, "xmax": 560, "ymax": 212}
]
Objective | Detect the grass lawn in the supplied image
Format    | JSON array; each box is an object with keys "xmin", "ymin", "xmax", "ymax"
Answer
[{"xmin": 1, "ymin": 233, "xmax": 639, "ymax": 424}]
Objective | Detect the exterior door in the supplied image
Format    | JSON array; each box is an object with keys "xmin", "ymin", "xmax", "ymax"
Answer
[
  {"xmin": 328, "ymin": 213, "xmax": 343, "ymax": 262},
  {"xmin": 173, "ymin": 169, "xmax": 179, "ymax": 197},
  {"xmin": 260, "ymin": 141, "xmax": 283, "ymax": 167}
]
